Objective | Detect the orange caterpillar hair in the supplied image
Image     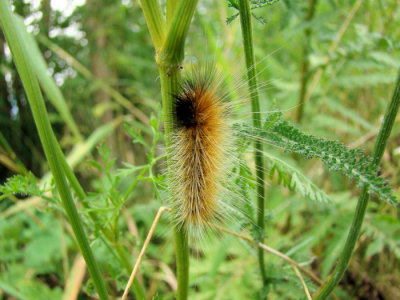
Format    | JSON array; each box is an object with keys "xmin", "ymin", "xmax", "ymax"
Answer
[{"xmin": 169, "ymin": 65, "xmax": 230, "ymax": 231}]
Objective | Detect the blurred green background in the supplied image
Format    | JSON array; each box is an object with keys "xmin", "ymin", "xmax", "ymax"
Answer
[{"xmin": 0, "ymin": 0, "xmax": 400, "ymax": 299}]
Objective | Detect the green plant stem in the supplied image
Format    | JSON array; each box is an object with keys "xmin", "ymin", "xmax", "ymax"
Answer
[
  {"xmin": 315, "ymin": 70, "xmax": 400, "ymax": 299},
  {"xmin": 174, "ymin": 227, "xmax": 189, "ymax": 300},
  {"xmin": 57, "ymin": 138, "xmax": 146, "ymax": 299},
  {"xmin": 159, "ymin": 67, "xmax": 191, "ymax": 300},
  {"xmin": 158, "ymin": 66, "xmax": 189, "ymax": 300},
  {"xmin": 0, "ymin": 2, "xmax": 109, "ymax": 299},
  {"xmin": 296, "ymin": 0, "xmax": 318, "ymax": 123},
  {"xmin": 159, "ymin": 1, "xmax": 199, "ymax": 298},
  {"xmin": 139, "ymin": 0, "xmax": 165, "ymax": 51},
  {"xmin": 166, "ymin": 0, "xmax": 179, "ymax": 27},
  {"xmin": 159, "ymin": 66, "xmax": 180, "ymax": 143},
  {"xmin": 158, "ymin": 0, "xmax": 200, "ymax": 68},
  {"xmin": 13, "ymin": 15, "xmax": 82, "ymax": 141},
  {"xmin": 237, "ymin": 0, "xmax": 267, "ymax": 285},
  {"xmin": 139, "ymin": 1, "xmax": 199, "ymax": 299},
  {"xmin": 61, "ymin": 155, "xmax": 146, "ymax": 299}
]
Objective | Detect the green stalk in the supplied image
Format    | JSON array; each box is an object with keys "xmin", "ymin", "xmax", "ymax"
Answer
[
  {"xmin": 158, "ymin": 66, "xmax": 187, "ymax": 299},
  {"xmin": 139, "ymin": 0, "xmax": 165, "ymax": 51},
  {"xmin": 58, "ymin": 142, "xmax": 146, "ymax": 299},
  {"xmin": 158, "ymin": 66, "xmax": 179, "ymax": 145},
  {"xmin": 237, "ymin": 0, "xmax": 267, "ymax": 286},
  {"xmin": 0, "ymin": 1, "xmax": 109, "ymax": 299},
  {"xmin": 315, "ymin": 70, "xmax": 400, "ymax": 299},
  {"xmin": 158, "ymin": 0, "xmax": 200, "ymax": 68},
  {"xmin": 30, "ymin": 32, "xmax": 147, "ymax": 300},
  {"xmin": 159, "ymin": 3, "xmax": 198, "ymax": 299},
  {"xmin": 166, "ymin": 0, "xmax": 179, "ymax": 27},
  {"xmin": 159, "ymin": 66, "xmax": 189, "ymax": 300},
  {"xmin": 13, "ymin": 15, "xmax": 83, "ymax": 140},
  {"xmin": 174, "ymin": 227, "xmax": 189, "ymax": 300},
  {"xmin": 139, "ymin": 1, "xmax": 199, "ymax": 299},
  {"xmin": 296, "ymin": 0, "xmax": 318, "ymax": 123}
]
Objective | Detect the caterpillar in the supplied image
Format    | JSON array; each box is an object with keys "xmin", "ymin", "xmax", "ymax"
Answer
[
  {"xmin": 168, "ymin": 64, "xmax": 233, "ymax": 233},
  {"xmin": 166, "ymin": 59, "xmax": 285, "ymax": 236}
]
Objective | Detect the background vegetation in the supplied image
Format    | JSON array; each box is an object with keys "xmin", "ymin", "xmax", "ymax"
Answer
[{"xmin": 0, "ymin": 0, "xmax": 399, "ymax": 299}]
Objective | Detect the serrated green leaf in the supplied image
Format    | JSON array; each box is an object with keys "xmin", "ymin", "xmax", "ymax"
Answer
[{"xmin": 236, "ymin": 113, "xmax": 397, "ymax": 204}]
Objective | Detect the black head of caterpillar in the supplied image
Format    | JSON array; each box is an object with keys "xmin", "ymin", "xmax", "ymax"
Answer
[
  {"xmin": 173, "ymin": 94, "xmax": 198, "ymax": 129},
  {"xmin": 172, "ymin": 64, "xmax": 221, "ymax": 130}
]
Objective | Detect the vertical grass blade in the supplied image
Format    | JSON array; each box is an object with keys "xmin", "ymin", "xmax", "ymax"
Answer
[
  {"xmin": 296, "ymin": 0, "xmax": 318, "ymax": 123},
  {"xmin": 13, "ymin": 15, "xmax": 82, "ymax": 141},
  {"xmin": 237, "ymin": 0, "xmax": 268, "ymax": 286},
  {"xmin": 0, "ymin": 1, "xmax": 109, "ymax": 299},
  {"xmin": 314, "ymin": 70, "xmax": 400, "ymax": 299}
]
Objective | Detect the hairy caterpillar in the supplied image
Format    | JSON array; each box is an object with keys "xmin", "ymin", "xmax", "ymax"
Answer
[
  {"xmin": 165, "ymin": 59, "xmax": 287, "ymax": 236},
  {"xmin": 169, "ymin": 64, "xmax": 233, "ymax": 233}
]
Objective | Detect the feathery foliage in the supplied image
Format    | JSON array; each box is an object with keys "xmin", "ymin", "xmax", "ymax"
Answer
[
  {"xmin": 266, "ymin": 153, "xmax": 331, "ymax": 203},
  {"xmin": 235, "ymin": 113, "xmax": 396, "ymax": 205},
  {"xmin": 0, "ymin": 173, "xmax": 52, "ymax": 202},
  {"xmin": 232, "ymin": 138, "xmax": 331, "ymax": 203}
]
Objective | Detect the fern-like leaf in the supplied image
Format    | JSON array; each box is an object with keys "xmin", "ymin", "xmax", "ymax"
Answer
[
  {"xmin": 251, "ymin": 13, "xmax": 268, "ymax": 25},
  {"xmin": 0, "ymin": 173, "xmax": 50, "ymax": 201},
  {"xmin": 264, "ymin": 152, "xmax": 331, "ymax": 203},
  {"xmin": 250, "ymin": 0, "xmax": 280, "ymax": 9},
  {"xmin": 234, "ymin": 113, "xmax": 396, "ymax": 205},
  {"xmin": 226, "ymin": 13, "xmax": 240, "ymax": 25}
]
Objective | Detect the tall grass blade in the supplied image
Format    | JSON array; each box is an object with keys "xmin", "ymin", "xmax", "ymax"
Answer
[{"xmin": 0, "ymin": 1, "xmax": 109, "ymax": 299}]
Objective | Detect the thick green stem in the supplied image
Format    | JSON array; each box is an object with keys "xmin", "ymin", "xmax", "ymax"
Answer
[
  {"xmin": 0, "ymin": 2, "xmax": 109, "ymax": 299},
  {"xmin": 238, "ymin": 0, "xmax": 267, "ymax": 286},
  {"xmin": 158, "ymin": 0, "xmax": 199, "ymax": 67},
  {"xmin": 140, "ymin": 1, "xmax": 199, "ymax": 299},
  {"xmin": 174, "ymin": 227, "xmax": 189, "ymax": 300},
  {"xmin": 159, "ymin": 66, "xmax": 190, "ymax": 299},
  {"xmin": 159, "ymin": 66, "xmax": 180, "ymax": 143},
  {"xmin": 315, "ymin": 70, "xmax": 400, "ymax": 299},
  {"xmin": 139, "ymin": 0, "xmax": 165, "ymax": 51},
  {"xmin": 296, "ymin": 0, "xmax": 318, "ymax": 123},
  {"xmin": 166, "ymin": 0, "xmax": 179, "ymax": 27}
]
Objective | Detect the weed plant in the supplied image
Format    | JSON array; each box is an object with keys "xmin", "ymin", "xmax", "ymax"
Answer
[{"xmin": 0, "ymin": 1, "xmax": 399, "ymax": 299}]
